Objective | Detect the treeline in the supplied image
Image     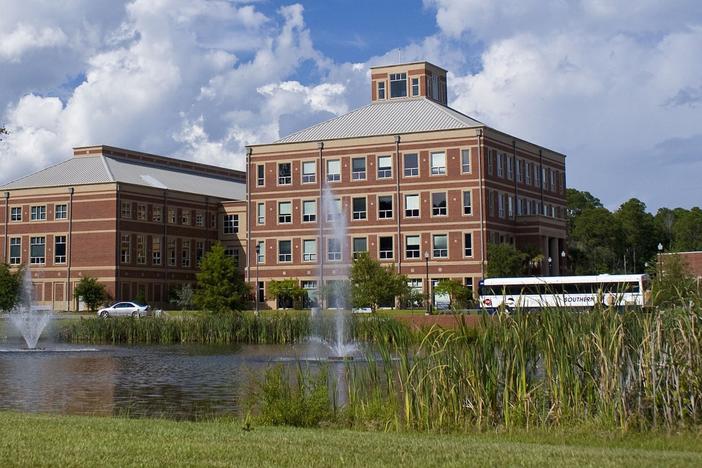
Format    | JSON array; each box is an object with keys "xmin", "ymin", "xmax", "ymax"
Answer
[{"xmin": 567, "ymin": 189, "xmax": 702, "ymax": 274}]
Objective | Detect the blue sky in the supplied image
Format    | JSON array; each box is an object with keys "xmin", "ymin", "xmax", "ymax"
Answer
[{"xmin": 0, "ymin": 0, "xmax": 701, "ymax": 211}]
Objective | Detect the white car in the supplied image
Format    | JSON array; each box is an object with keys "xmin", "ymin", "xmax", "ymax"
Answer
[{"xmin": 97, "ymin": 302, "xmax": 150, "ymax": 318}]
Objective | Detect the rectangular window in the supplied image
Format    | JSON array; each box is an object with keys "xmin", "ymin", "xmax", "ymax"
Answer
[
  {"xmin": 430, "ymin": 151, "xmax": 446, "ymax": 175},
  {"xmin": 278, "ymin": 240, "xmax": 291, "ymax": 262},
  {"xmin": 550, "ymin": 169, "xmax": 555, "ymax": 192},
  {"xmin": 351, "ymin": 157, "xmax": 366, "ymax": 180},
  {"xmin": 181, "ymin": 210, "xmax": 191, "ymax": 225},
  {"xmin": 224, "ymin": 248, "xmax": 239, "ymax": 267},
  {"xmin": 498, "ymin": 193, "xmax": 505, "ymax": 218},
  {"xmin": 31, "ymin": 205, "xmax": 47, "ymax": 221},
  {"xmin": 432, "ymin": 192, "xmax": 447, "ymax": 216},
  {"xmin": 352, "ymin": 237, "xmax": 367, "ymax": 258},
  {"xmin": 302, "ymin": 161, "xmax": 316, "ymax": 183},
  {"xmin": 120, "ymin": 202, "xmax": 131, "ymax": 219},
  {"xmin": 327, "ymin": 238, "xmax": 342, "ymax": 261},
  {"xmin": 278, "ymin": 163, "xmax": 292, "ymax": 185},
  {"xmin": 461, "ymin": 149, "xmax": 471, "ymax": 173},
  {"xmin": 168, "ymin": 208, "xmax": 176, "ymax": 224},
  {"xmin": 377, "ymin": 155, "xmax": 392, "ymax": 178},
  {"xmin": 326, "ymin": 198, "xmax": 342, "ymax": 222},
  {"xmin": 507, "ymin": 156, "xmax": 513, "ymax": 180},
  {"xmin": 405, "ymin": 194, "xmax": 419, "ymax": 217},
  {"xmin": 55, "ymin": 204, "xmax": 68, "ymax": 220},
  {"xmin": 487, "ymin": 150, "xmax": 494, "ymax": 175},
  {"xmin": 195, "ymin": 212, "xmax": 204, "ymax": 227},
  {"xmin": 377, "ymin": 81, "xmax": 385, "ymax": 100},
  {"xmin": 389, "ymin": 72, "xmax": 407, "ymax": 98},
  {"xmin": 525, "ymin": 162, "xmax": 532, "ymax": 185},
  {"xmin": 136, "ymin": 203, "xmax": 146, "ymax": 221},
  {"xmin": 508, "ymin": 196, "xmax": 514, "ymax": 218},
  {"xmin": 54, "ymin": 235, "xmax": 67, "ymax": 263},
  {"xmin": 379, "ymin": 236, "xmax": 393, "ymax": 259},
  {"xmin": 433, "ymin": 234, "xmax": 448, "ymax": 258},
  {"xmin": 378, "ymin": 195, "xmax": 393, "ymax": 219},
  {"xmin": 497, "ymin": 153, "xmax": 504, "ymax": 177},
  {"xmin": 326, "ymin": 159, "xmax": 340, "ymax": 182},
  {"xmin": 196, "ymin": 241, "xmax": 204, "ymax": 263},
  {"xmin": 224, "ymin": 214, "xmax": 239, "ymax": 234},
  {"xmin": 488, "ymin": 191, "xmax": 495, "ymax": 217},
  {"xmin": 168, "ymin": 239, "xmax": 176, "ymax": 266},
  {"xmin": 152, "ymin": 237, "xmax": 161, "ymax": 265},
  {"xmin": 278, "ymin": 202, "xmax": 292, "ymax": 224},
  {"xmin": 30, "ymin": 236, "xmax": 46, "ymax": 264},
  {"xmin": 9, "ymin": 238, "xmax": 21, "ymax": 265},
  {"xmin": 120, "ymin": 235, "xmax": 130, "ymax": 264},
  {"xmin": 302, "ymin": 200, "xmax": 316, "ymax": 222},
  {"xmin": 10, "ymin": 207, "xmax": 21, "ymax": 221},
  {"xmin": 405, "ymin": 235, "xmax": 420, "ymax": 259},
  {"xmin": 257, "ymin": 203, "xmax": 265, "ymax": 225},
  {"xmin": 403, "ymin": 153, "xmax": 418, "ymax": 177},
  {"xmin": 516, "ymin": 159, "xmax": 523, "ymax": 183},
  {"xmin": 153, "ymin": 206, "xmax": 162, "ymax": 223},
  {"xmin": 257, "ymin": 164, "xmax": 265, "ymax": 186},
  {"xmin": 136, "ymin": 235, "xmax": 146, "ymax": 264},
  {"xmin": 534, "ymin": 165, "xmax": 541, "ymax": 187},
  {"xmin": 352, "ymin": 197, "xmax": 366, "ymax": 220},
  {"xmin": 257, "ymin": 241, "xmax": 265, "ymax": 264},
  {"xmin": 303, "ymin": 239, "xmax": 317, "ymax": 262},
  {"xmin": 463, "ymin": 191, "xmax": 472, "ymax": 215},
  {"xmin": 181, "ymin": 240, "xmax": 191, "ymax": 267},
  {"xmin": 464, "ymin": 233, "xmax": 473, "ymax": 257},
  {"xmin": 411, "ymin": 77, "xmax": 419, "ymax": 96}
]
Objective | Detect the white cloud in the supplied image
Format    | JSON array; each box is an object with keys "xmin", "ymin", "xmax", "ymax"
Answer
[{"xmin": 0, "ymin": 24, "xmax": 67, "ymax": 61}]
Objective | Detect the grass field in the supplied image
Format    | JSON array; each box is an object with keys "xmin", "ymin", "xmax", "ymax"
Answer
[{"xmin": 0, "ymin": 412, "xmax": 700, "ymax": 467}]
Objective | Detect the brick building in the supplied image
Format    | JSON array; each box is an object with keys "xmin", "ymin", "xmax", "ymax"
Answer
[
  {"xmin": 0, "ymin": 145, "xmax": 246, "ymax": 310},
  {"xmin": 246, "ymin": 61, "xmax": 567, "ymax": 308}
]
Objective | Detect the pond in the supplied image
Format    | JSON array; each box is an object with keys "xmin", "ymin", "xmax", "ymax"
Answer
[{"xmin": 0, "ymin": 340, "xmax": 354, "ymax": 420}]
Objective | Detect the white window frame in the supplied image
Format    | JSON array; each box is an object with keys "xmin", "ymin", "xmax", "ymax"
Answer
[
  {"xmin": 327, "ymin": 238, "xmax": 342, "ymax": 262},
  {"xmin": 278, "ymin": 240, "xmax": 292, "ymax": 263},
  {"xmin": 432, "ymin": 234, "xmax": 448, "ymax": 258},
  {"xmin": 302, "ymin": 160, "xmax": 316, "ymax": 184},
  {"xmin": 463, "ymin": 191, "xmax": 472, "ymax": 216},
  {"xmin": 430, "ymin": 151, "xmax": 446, "ymax": 175},
  {"xmin": 404, "ymin": 194, "xmax": 420, "ymax": 218},
  {"xmin": 277, "ymin": 162, "xmax": 292, "ymax": 185},
  {"xmin": 378, "ymin": 236, "xmax": 393, "ymax": 260},
  {"xmin": 55, "ymin": 204, "xmax": 68, "ymax": 220},
  {"xmin": 403, "ymin": 153, "xmax": 419, "ymax": 177},
  {"xmin": 464, "ymin": 232, "xmax": 473, "ymax": 258},
  {"xmin": 405, "ymin": 235, "xmax": 420, "ymax": 259},
  {"xmin": 278, "ymin": 202, "xmax": 292, "ymax": 224},
  {"xmin": 9, "ymin": 237, "xmax": 21, "ymax": 265},
  {"xmin": 431, "ymin": 192, "xmax": 447, "ymax": 216},
  {"xmin": 257, "ymin": 203, "xmax": 265, "ymax": 225},
  {"xmin": 303, "ymin": 239, "xmax": 317, "ymax": 262},
  {"xmin": 351, "ymin": 157, "xmax": 366, "ymax": 181},
  {"xmin": 30, "ymin": 236, "xmax": 46, "ymax": 264},
  {"xmin": 352, "ymin": 197, "xmax": 367, "ymax": 220},
  {"xmin": 377, "ymin": 155, "xmax": 392, "ymax": 179},
  {"xmin": 461, "ymin": 149, "xmax": 471, "ymax": 173},
  {"xmin": 378, "ymin": 195, "xmax": 393, "ymax": 219},
  {"xmin": 302, "ymin": 200, "xmax": 317, "ymax": 223},
  {"xmin": 326, "ymin": 159, "xmax": 341, "ymax": 182}
]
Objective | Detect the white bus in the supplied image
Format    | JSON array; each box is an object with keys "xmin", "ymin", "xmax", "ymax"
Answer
[{"xmin": 479, "ymin": 274, "xmax": 652, "ymax": 311}]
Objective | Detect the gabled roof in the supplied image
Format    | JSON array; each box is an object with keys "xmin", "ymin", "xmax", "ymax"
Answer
[
  {"xmin": 275, "ymin": 97, "xmax": 483, "ymax": 144},
  {"xmin": 1, "ymin": 152, "xmax": 245, "ymax": 201}
]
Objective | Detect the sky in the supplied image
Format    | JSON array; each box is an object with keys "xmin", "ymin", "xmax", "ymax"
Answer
[{"xmin": 0, "ymin": 0, "xmax": 701, "ymax": 211}]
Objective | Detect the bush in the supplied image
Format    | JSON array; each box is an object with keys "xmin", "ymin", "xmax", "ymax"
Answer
[
  {"xmin": 73, "ymin": 277, "xmax": 108, "ymax": 312},
  {"xmin": 194, "ymin": 243, "xmax": 249, "ymax": 313},
  {"xmin": 0, "ymin": 263, "xmax": 21, "ymax": 311}
]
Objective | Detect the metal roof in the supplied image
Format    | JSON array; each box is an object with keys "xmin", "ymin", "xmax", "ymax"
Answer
[
  {"xmin": 1, "ymin": 154, "xmax": 245, "ymax": 200},
  {"xmin": 275, "ymin": 97, "xmax": 483, "ymax": 144}
]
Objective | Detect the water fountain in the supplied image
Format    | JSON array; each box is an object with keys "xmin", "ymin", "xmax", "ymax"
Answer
[{"xmin": 7, "ymin": 268, "xmax": 52, "ymax": 350}]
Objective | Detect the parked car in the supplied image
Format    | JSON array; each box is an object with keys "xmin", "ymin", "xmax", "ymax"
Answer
[{"xmin": 97, "ymin": 302, "xmax": 150, "ymax": 318}]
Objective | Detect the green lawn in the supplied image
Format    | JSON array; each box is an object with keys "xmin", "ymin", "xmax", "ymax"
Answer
[{"xmin": 1, "ymin": 412, "xmax": 700, "ymax": 467}]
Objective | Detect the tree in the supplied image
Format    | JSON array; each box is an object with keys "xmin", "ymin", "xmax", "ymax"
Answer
[
  {"xmin": 672, "ymin": 207, "xmax": 702, "ymax": 252},
  {"xmin": 350, "ymin": 253, "xmax": 409, "ymax": 312},
  {"xmin": 74, "ymin": 277, "xmax": 108, "ymax": 312},
  {"xmin": 615, "ymin": 198, "xmax": 657, "ymax": 272},
  {"xmin": 566, "ymin": 188, "xmax": 603, "ymax": 223},
  {"xmin": 193, "ymin": 243, "xmax": 249, "ymax": 313},
  {"xmin": 486, "ymin": 243, "xmax": 526, "ymax": 277},
  {"xmin": 433, "ymin": 279, "xmax": 472, "ymax": 310},
  {"xmin": 268, "ymin": 279, "xmax": 306, "ymax": 309},
  {"xmin": 0, "ymin": 263, "xmax": 21, "ymax": 311},
  {"xmin": 570, "ymin": 207, "xmax": 623, "ymax": 274},
  {"xmin": 173, "ymin": 283, "xmax": 194, "ymax": 310}
]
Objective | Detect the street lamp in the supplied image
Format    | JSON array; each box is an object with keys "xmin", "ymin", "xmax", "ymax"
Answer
[
  {"xmin": 255, "ymin": 243, "xmax": 260, "ymax": 316},
  {"xmin": 657, "ymin": 242, "xmax": 663, "ymax": 278},
  {"xmin": 560, "ymin": 250, "xmax": 566, "ymax": 275},
  {"xmin": 548, "ymin": 256, "xmax": 553, "ymax": 275},
  {"xmin": 424, "ymin": 250, "xmax": 431, "ymax": 315}
]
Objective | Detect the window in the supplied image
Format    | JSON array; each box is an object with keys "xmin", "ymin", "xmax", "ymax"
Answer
[
  {"xmin": 352, "ymin": 238, "xmax": 367, "ymax": 258},
  {"xmin": 327, "ymin": 198, "xmax": 342, "ymax": 222},
  {"xmin": 257, "ymin": 164, "xmax": 265, "ymax": 186},
  {"xmin": 411, "ymin": 77, "xmax": 420, "ymax": 96},
  {"xmin": 326, "ymin": 160, "xmax": 340, "ymax": 182},
  {"xmin": 405, "ymin": 194, "xmax": 419, "ymax": 217},
  {"xmin": 168, "ymin": 239, "xmax": 176, "ymax": 266},
  {"xmin": 464, "ymin": 233, "xmax": 473, "ymax": 257},
  {"xmin": 463, "ymin": 191, "xmax": 472, "ymax": 215},
  {"xmin": 168, "ymin": 208, "xmax": 176, "ymax": 224},
  {"xmin": 534, "ymin": 165, "xmax": 541, "ymax": 188},
  {"xmin": 389, "ymin": 72, "xmax": 407, "ymax": 98},
  {"xmin": 180, "ymin": 240, "xmax": 191, "ymax": 267},
  {"xmin": 461, "ymin": 149, "xmax": 471, "ymax": 173},
  {"xmin": 136, "ymin": 235, "xmax": 146, "ymax": 264},
  {"xmin": 405, "ymin": 235, "xmax": 420, "ymax": 259},
  {"xmin": 302, "ymin": 200, "xmax": 316, "ymax": 222},
  {"xmin": 378, "ymin": 195, "xmax": 393, "ymax": 219},
  {"xmin": 153, "ymin": 206, "xmax": 162, "ymax": 223},
  {"xmin": 507, "ymin": 156, "xmax": 513, "ymax": 180},
  {"xmin": 430, "ymin": 151, "xmax": 446, "ymax": 175},
  {"xmin": 278, "ymin": 163, "xmax": 291, "ymax": 185},
  {"xmin": 9, "ymin": 238, "xmax": 20, "ymax": 265},
  {"xmin": 276, "ymin": 240, "xmax": 291, "ymax": 262},
  {"xmin": 10, "ymin": 207, "xmax": 21, "ymax": 221},
  {"xmin": 224, "ymin": 248, "xmax": 239, "ymax": 267},
  {"xmin": 303, "ymin": 239, "xmax": 317, "ymax": 262},
  {"xmin": 30, "ymin": 205, "xmax": 45, "ymax": 221},
  {"xmin": 257, "ymin": 241, "xmax": 265, "ymax": 264},
  {"xmin": 55, "ymin": 236, "xmax": 67, "ymax": 263},
  {"xmin": 181, "ymin": 210, "xmax": 191, "ymax": 225},
  {"xmin": 487, "ymin": 150, "xmax": 494, "ymax": 175},
  {"xmin": 432, "ymin": 192, "xmax": 447, "ymax": 216},
  {"xmin": 508, "ymin": 196, "xmax": 514, "ymax": 218},
  {"xmin": 352, "ymin": 197, "xmax": 366, "ymax": 220},
  {"xmin": 196, "ymin": 241, "xmax": 204, "ymax": 263},
  {"xmin": 498, "ymin": 193, "xmax": 505, "ymax": 218},
  {"xmin": 279, "ymin": 201, "xmax": 292, "ymax": 224},
  {"xmin": 30, "ymin": 236, "xmax": 46, "ymax": 264},
  {"xmin": 488, "ymin": 191, "xmax": 495, "ymax": 217},
  {"xmin": 152, "ymin": 237, "xmax": 161, "ymax": 265},
  {"xmin": 377, "ymin": 155, "xmax": 392, "ymax": 178},
  {"xmin": 351, "ymin": 157, "xmax": 366, "ymax": 180},
  {"xmin": 516, "ymin": 159, "xmax": 523, "ymax": 183},
  {"xmin": 302, "ymin": 161, "xmax": 316, "ymax": 183},
  {"xmin": 192, "ymin": 211, "xmax": 202, "ymax": 227},
  {"xmin": 525, "ymin": 162, "xmax": 532, "ymax": 185},
  {"xmin": 377, "ymin": 81, "xmax": 386, "ymax": 100},
  {"xmin": 224, "ymin": 214, "xmax": 239, "ymax": 233},
  {"xmin": 497, "ymin": 153, "xmax": 504, "ymax": 177},
  {"xmin": 403, "ymin": 153, "xmax": 418, "ymax": 177},
  {"xmin": 257, "ymin": 203, "xmax": 265, "ymax": 225},
  {"xmin": 135, "ymin": 204, "xmax": 145, "ymax": 221},
  {"xmin": 55, "ymin": 204, "xmax": 68, "ymax": 220},
  {"xmin": 120, "ymin": 202, "xmax": 131, "ymax": 219},
  {"xmin": 433, "ymin": 234, "xmax": 448, "ymax": 258},
  {"xmin": 432, "ymin": 74, "xmax": 439, "ymax": 100},
  {"xmin": 120, "ymin": 235, "xmax": 130, "ymax": 264},
  {"xmin": 327, "ymin": 238, "xmax": 341, "ymax": 261},
  {"xmin": 550, "ymin": 169, "xmax": 555, "ymax": 192},
  {"xmin": 379, "ymin": 236, "xmax": 393, "ymax": 259}
]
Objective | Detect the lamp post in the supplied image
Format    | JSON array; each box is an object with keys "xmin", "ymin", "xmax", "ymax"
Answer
[
  {"xmin": 560, "ymin": 250, "xmax": 566, "ymax": 275},
  {"xmin": 255, "ymin": 243, "xmax": 260, "ymax": 316},
  {"xmin": 548, "ymin": 256, "xmax": 553, "ymax": 276},
  {"xmin": 657, "ymin": 242, "xmax": 663, "ymax": 278},
  {"xmin": 424, "ymin": 250, "xmax": 431, "ymax": 315}
]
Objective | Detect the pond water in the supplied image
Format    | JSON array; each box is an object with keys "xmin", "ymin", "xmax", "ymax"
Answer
[{"xmin": 0, "ymin": 340, "xmax": 354, "ymax": 420}]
